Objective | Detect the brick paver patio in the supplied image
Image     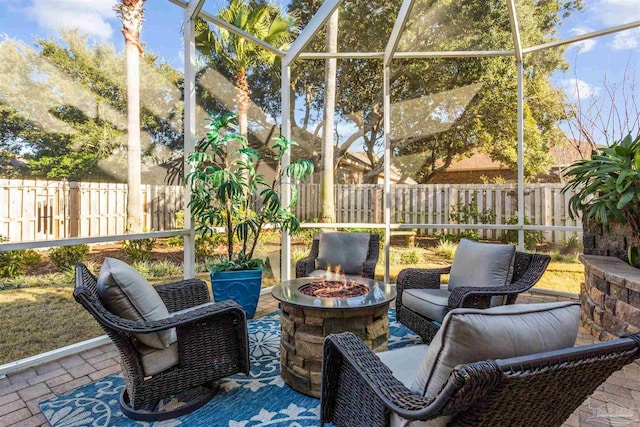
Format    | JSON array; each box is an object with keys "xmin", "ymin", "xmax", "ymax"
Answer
[{"xmin": 0, "ymin": 292, "xmax": 638, "ymax": 427}]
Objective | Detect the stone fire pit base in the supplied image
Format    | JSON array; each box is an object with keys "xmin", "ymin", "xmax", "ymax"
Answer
[
  {"xmin": 279, "ymin": 303, "xmax": 390, "ymax": 397},
  {"xmin": 581, "ymin": 254, "xmax": 640, "ymax": 341}
]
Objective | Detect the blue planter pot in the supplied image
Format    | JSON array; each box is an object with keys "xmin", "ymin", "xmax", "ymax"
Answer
[{"xmin": 210, "ymin": 269, "xmax": 263, "ymax": 318}]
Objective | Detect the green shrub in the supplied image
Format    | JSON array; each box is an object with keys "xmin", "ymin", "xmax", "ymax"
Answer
[
  {"xmin": 167, "ymin": 235, "xmax": 183, "ymax": 247},
  {"xmin": 122, "ymin": 238, "xmax": 155, "ymax": 262},
  {"xmin": 132, "ymin": 260, "xmax": 182, "ymax": 278},
  {"xmin": 48, "ymin": 244, "xmax": 90, "ymax": 271},
  {"xmin": 291, "ymin": 249, "xmax": 309, "ymax": 265},
  {"xmin": 562, "ymin": 235, "xmax": 582, "ymax": 254},
  {"xmin": 450, "ymin": 199, "xmax": 496, "ymax": 224},
  {"xmin": 550, "ymin": 251, "xmax": 578, "ymax": 263},
  {"xmin": 297, "ymin": 225, "xmax": 321, "ymax": 246},
  {"xmin": 436, "ymin": 240, "xmax": 458, "ymax": 260},
  {"xmin": 148, "ymin": 260, "xmax": 182, "ymax": 278},
  {"xmin": 0, "ymin": 251, "xmax": 27, "ymax": 279},
  {"xmin": 500, "ymin": 216, "xmax": 545, "ymax": 250},
  {"xmin": 399, "ymin": 248, "xmax": 422, "ymax": 265},
  {"xmin": 441, "ymin": 197, "xmax": 495, "ymax": 243},
  {"xmin": 0, "ymin": 236, "xmax": 42, "ymax": 279},
  {"xmin": 167, "ymin": 211, "xmax": 185, "ymax": 247},
  {"xmin": 196, "ymin": 233, "xmax": 226, "ymax": 262},
  {"xmin": 196, "ymin": 257, "xmax": 217, "ymax": 273}
]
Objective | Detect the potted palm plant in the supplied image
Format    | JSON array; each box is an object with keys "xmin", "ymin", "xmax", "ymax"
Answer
[
  {"xmin": 186, "ymin": 112, "xmax": 314, "ymax": 317},
  {"xmin": 563, "ymin": 133, "xmax": 640, "ymax": 265}
]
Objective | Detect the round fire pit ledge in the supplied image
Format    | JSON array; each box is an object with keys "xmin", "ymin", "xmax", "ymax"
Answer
[
  {"xmin": 271, "ymin": 277, "xmax": 396, "ymax": 397},
  {"xmin": 580, "ymin": 254, "xmax": 640, "ymax": 341}
]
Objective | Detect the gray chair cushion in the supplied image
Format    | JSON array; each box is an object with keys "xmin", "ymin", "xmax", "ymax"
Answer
[
  {"xmin": 411, "ymin": 301, "xmax": 581, "ymax": 398},
  {"xmin": 97, "ymin": 257, "xmax": 176, "ymax": 349},
  {"xmin": 132, "ymin": 302, "xmax": 215, "ymax": 376},
  {"xmin": 402, "ymin": 288, "xmax": 451, "ymax": 323},
  {"xmin": 317, "ymin": 231, "xmax": 370, "ymax": 275},
  {"xmin": 391, "ymin": 412, "xmax": 449, "ymax": 427},
  {"xmin": 448, "ymin": 239, "xmax": 515, "ymax": 292},
  {"xmin": 377, "ymin": 344, "xmax": 429, "ymax": 388},
  {"xmin": 136, "ymin": 342, "xmax": 179, "ymax": 377}
]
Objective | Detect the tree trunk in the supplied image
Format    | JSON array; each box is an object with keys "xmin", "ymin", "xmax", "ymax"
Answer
[
  {"xmin": 235, "ymin": 67, "xmax": 250, "ymax": 199},
  {"xmin": 115, "ymin": 0, "xmax": 145, "ymax": 233},
  {"xmin": 236, "ymin": 67, "xmax": 250, "ymax": 140},
  {"xmin": 125, "ymin": 39, "xmax": 142, "ymax": 233},
  {"xmin": 320, "ymin": 10, "xmax": 338, "ymax": 223}
]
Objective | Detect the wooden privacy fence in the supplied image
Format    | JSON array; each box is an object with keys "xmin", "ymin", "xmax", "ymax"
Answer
[
  {"xmin": 293, "ymin": 183, "xmax": 583, "ymax": 243},
  {"xmin": 1, "ymin": 180, "xmax": 581, "ymax": 244},
  {"xmin": 0, "ymin": 180, "xmax": 184, "ymax": 242}
]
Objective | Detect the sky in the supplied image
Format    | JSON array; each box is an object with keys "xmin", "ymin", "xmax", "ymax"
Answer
[{"xmin": 0, "ymin": 0, "xmax": 638, "ymax": 147}]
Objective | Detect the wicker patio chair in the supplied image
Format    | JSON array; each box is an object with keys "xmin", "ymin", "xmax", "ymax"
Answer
[
  {"xmin": 296, "ymin": 232, "xmax": 380, "ymax": 279},
  {"xmin": 321, "ymin": 329, "xmax": 640, "ymax": 427},
  {"xmin": 397, "ymin": 250, "xmax": 551, "ymax": 343},
  {"xmin": 74, "ymin": 263, "xmax": 250, "ymax": 421}
]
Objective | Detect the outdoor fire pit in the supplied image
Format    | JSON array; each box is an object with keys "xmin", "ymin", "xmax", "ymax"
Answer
[{"xmin": 271, "ymin": 275, "xmax": 396, "ymax": 397}]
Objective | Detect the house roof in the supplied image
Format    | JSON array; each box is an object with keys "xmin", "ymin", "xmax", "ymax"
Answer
[
  {"xmin": 441, "ymin": 139, "xmax": 596, "ymax": 172},
  {"xmin": 344, "ymin": 151, "xmax": 417, "ymax": 184},
  {"xmin": 444, "ymin": 152, "xmax": 504, "ymax": 172}
]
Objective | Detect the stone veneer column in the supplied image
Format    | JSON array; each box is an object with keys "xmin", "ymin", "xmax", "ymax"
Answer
[
  {"xmin": 583, "ymin": 219, "xmax": 640, "ymax": 262},
  {"xmin": 580, "ymin": 254, "xmax": 640, "ymax": 341},
  {"xmin": 279, "ymin": 303, "xmax": 389, "ymax": 397}
]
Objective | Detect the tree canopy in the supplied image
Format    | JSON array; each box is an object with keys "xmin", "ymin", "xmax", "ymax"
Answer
[
  {"xmin": 0, "ymin": 31, "xmax": 183, "ymax": 181},
  {"xmin": 286, "ymin": 0, "xmax": 581, "ymax": 183}
]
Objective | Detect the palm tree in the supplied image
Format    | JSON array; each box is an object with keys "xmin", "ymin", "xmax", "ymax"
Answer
[
  {"xmin": 114, "ymin": 0, "xmax": 145, "ymax": 233},
  {"xmin": 320, "ymin": 10, "xmax": 338, "ymax": 223},
  {"xmin": 195, "ymin": 0, "xmax": 296, "ymax": 141}
]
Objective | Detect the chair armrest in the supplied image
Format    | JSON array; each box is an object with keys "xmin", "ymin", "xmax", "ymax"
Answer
[
  {"xmin": 155, "ymin": 279, "xmax": 211, "ymax": 312},
  {"xmin": 448, "ymin": 285, "xmax": 513, "ymax": 309},
  {"xmin": 396, "ymin": 267, "xmax": 451, "ymax": 292},
  {"xmin": 322, "ymin": 332, "xmax": 437, "ymax": 426},
  {"xmin": 396, "ymin": 267, "xmax": 450, "ymax": 308},
  {"xmin": 94, "ymin": 299, "xmax": 245, "ymax": 335},
  {"xmin": 296, "ymin": 256, "xmax": 316, "ymax": 278},
  {"xmin": 447, "ymin": 254, "xmax": 551, "ymax": 309},
  {"xmin": 362, "ymin": 259, "xmax": 377, "ymax": 279}
]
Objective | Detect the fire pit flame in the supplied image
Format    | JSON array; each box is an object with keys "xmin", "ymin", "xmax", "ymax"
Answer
[{"xmin": 299, "ymin": 265, "xmax": 368, "ymax": 298}]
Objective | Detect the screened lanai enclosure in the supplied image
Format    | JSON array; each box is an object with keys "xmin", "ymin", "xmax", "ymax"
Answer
[{"xmin": 0, "ymin": 0, "xmax": 639, "ymax": 368}]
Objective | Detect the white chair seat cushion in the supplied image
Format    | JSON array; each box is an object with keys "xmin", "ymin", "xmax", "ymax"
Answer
[
  {"xmin": 377, "ymin": 344, "xmax": 429, "ymax": 388},
  {"xmin": 411, "ymin": 302, "xmax": 581, "ymax": 398},
  {"xmin": 402, "ymin": 288, "xmax": 451, "ymax": 323},
  {"xmin": 97, "ymin": 258, "xmax": 176, "ymax": 349}
]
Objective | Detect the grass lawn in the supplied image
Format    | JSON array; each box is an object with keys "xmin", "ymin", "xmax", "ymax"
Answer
[{"xmin": 0, "ymin": 286, "xmax": 102, "ymax": 365}]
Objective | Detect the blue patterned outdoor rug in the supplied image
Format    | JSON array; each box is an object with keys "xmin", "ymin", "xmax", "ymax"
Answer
[{"xmin": 40, "ymin": 309, "xmax": 420, "ymax": 426}]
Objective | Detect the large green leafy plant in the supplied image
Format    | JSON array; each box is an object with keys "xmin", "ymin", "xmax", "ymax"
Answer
[
  {"xmin": 563, "ymin": 133, "xmax": 640, "ymax": 233},
  {"xmin": 186, "ymin": 112, "xmax": 314, "ymax": 272}
]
